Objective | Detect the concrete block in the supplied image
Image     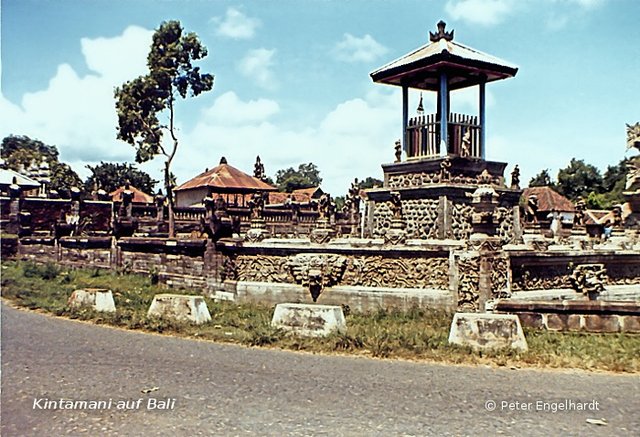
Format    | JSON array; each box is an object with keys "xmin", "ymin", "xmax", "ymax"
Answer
[
  {"xmin": 68, "ymin": 289, "xmax": 116, "ymax": 313},
  {"xmin": 448, "ymin": 313, "xmax": 528, "ymax": 352},
  {"xmin": 271, "ymin": 303, "xmax": 346, "ymax": 337},
  {"xmin": 147, "ymin": 294, "xmax": 211, "ymax": 325}
]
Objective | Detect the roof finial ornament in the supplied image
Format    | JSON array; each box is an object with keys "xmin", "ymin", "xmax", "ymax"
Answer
[
  {"xmin": 429, "ymin": 20, "xmax": 454, "ymax": 42},
  {"xmin": 220, "ymin": 156, "xmax": 228, "ymax": 165},
  {"xmin": 416, "ymin": 93, "xmax": 424, "ymax": 115}
]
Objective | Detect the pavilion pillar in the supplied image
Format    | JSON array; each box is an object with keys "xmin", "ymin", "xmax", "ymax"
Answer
[
  {"xmin": 402, "ymin": 85, "xmax": 409, "ymax": 154},
  {"xmin": 439, "ymin": 72, "xmax": 449, "ymax": 157},
  {"xmin": 479, "ymin": 78, "xmax": 486, "ymax": 159}
]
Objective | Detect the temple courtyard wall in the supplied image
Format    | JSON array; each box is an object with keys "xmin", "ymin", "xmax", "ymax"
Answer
[{"xmin": 11, "ymin": 236, "xmax": 640, "ymax": 314}]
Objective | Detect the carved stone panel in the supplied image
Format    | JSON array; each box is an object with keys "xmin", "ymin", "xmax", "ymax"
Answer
[
  {"xmin": 449, "ymin": 203, "xmax": 473, "ymax": 240},
  {"xmin": 455, "ymin": 252, "xmax": 480, "ymax": 311},
  {"xmin": 235, "ymin": 255, "xmax": 293, "ymax": 283},
  {"xmin": 341, "ymin": 256, "xmax": 449, "ymax": 289}
]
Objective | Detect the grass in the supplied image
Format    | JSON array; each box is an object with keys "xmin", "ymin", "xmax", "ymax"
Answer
[{"xmin": 1, "ymin": 260, "xmax": 639, "ymax": 373}]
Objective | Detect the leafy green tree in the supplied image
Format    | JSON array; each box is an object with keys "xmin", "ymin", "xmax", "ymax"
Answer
[
  {"xmin": 115, "ymin": 20, "xmax": 214, "ymax": 237},
  {"xmin": 1, "ymin": 135, "xmax": 82, "ymax": 193},
  {"xmin": 359, "ymin": 177, "xmax": 383, "ymax": 189},
  {"xmin": 556, "ymin": 159, "xmax": 603, "ymax": 201},
  {"xmin": 528, "ymin": 169, "xmax": 555, "ymax": 188},
  {"xmin": 275, "ymin": 163, "xmax": 322, "ymax": 192},
  {"xmin": 84, "ymin": 162, "xmax": 157, "ymax": 194}
]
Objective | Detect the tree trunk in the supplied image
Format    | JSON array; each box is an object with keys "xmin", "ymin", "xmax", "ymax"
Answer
[{"xmin": 165, "ymin": 162, "xmax": 175, "ymax": 238}]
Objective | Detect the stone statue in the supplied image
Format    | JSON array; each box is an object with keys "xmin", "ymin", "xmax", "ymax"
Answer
[
  {"xmin": 317, "ymin": 193, "xmax": 334, "ymax": 220},
  {"xmin": 439, "ymin": 157, "xmax": 451, "ymax": 181},
  {"xmin": 510, "ymin": 165, "xmax": 520, "ymax": 189},
  {"xmin": 345, "ymin": 178, "xmax": 361, "ymax": 213},
  {"xmin": 525, "ymin": 195, "xmax": 538, "ymax": 223},
  {"xmin": 627, "ymin": 122, "xmax": 640, "ymax": 151},
  {"xmin": 389, "ymin": 191, "xmax": 403, "ymax": 220},
  {"xmin": 569, "ymin": 264, "xmax": 606, "ymax": 300},
  {"xmin": 625, "ymin": 159, "xmax": 640, "ymax": 191},
  {"xmin": 253, "ymin": 156, "xmax": 266, "ymax": 181},
  {"xmin": 460, "ymin": 129, "xmax": 471, "ymax": 157},
  {"xmin": 394, "ymin": 140, "xmax": 402, "ymax": 163},
  {"xmin": 574, "ymin": 198, "xmax": 586, "ymax": 226},
  {"xmin": 248, "ymin": 192, "xmax": 266, "ymax": 220}
]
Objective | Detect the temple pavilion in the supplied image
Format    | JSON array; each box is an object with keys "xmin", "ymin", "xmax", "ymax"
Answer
[{"xmin": 365, "ymin": 21, "xmax": 522, "ymax": 242}]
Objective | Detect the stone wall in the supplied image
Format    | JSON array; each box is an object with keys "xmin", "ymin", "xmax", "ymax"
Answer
[
  {"xmin": 510, "ymin": 252, "xmax": 640, "ymax": 291},
  {"xmin": 495, "ymin": 300, "xmax": 640, "ymax": 333}
]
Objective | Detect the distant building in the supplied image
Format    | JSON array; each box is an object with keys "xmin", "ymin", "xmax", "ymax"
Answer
[
  {"xmin": 268, "ymin": 186, "xmax": 324, "ymax": 205},
  {"xmin": 109, "ymin": 185, "xmax": 154, "ymax": 204},
  {"xmin": 174, "ymin": 157, "xmax": 276, "ymax": 208},
  {"xmin": 522, "ymin": 186, "xmax": 575, "ymax": 224},
  {"xmin": 0, "ymin": 168, "xmax": 41, "ymax": 197}
]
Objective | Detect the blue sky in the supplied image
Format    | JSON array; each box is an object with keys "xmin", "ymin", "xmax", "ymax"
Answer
[{"xmin": 2, "ymin": 0, "xmax": 639, "ymax": 196}]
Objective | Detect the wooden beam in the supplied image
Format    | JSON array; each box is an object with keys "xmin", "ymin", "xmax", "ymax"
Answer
[
  {"xmin": 402, "ymin": 84, "xmax": 408, "ymax": 153},
  {"xmin": 479, "ymin": 78, "xmax": 486, "ymax": 159},
  {"xmin": 439, "ymin": 72, "xmax": 448, "ymax": 157}
]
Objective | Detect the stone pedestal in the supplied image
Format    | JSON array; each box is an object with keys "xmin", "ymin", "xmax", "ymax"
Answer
[
  {"xmin": 271, "ymin": 303, "xmax": 346, "ymax": 337},
  {"xmin": 147, "ymin": 294, "xmax": 211, "ymax": 324},
  {"xmin": 384, "ymin": 218, "xmax": 406, "ymax": 245},
  {"xmin": 310, "ymin": 218, "xmax": 335, "ymax": 244},
  {"xmin": 68, "ymin": 289, "xmax": 116, "ymax": 313},
  {"xmin": 245, "ymin": 218, "xmax": 270, "ymax": 242},
  {"xmin": 448, "ymin": 313, "xmax": 528, "ymax": 352}
]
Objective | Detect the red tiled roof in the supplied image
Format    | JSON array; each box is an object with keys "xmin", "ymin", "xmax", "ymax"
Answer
[
  {"xmin": 522, "ymin": 187, "xmax": 575, "ymax": 213},
  {"xmin": 267, "ymin": 187, "xmax": 323, "ymax": 205},
  {"xmin": 109, "ymin": 186, "xmax": 154, "ymax": 203},
  {"xmin": 175, "ymin": 163, "xmax": 276, "ymax": 193}
]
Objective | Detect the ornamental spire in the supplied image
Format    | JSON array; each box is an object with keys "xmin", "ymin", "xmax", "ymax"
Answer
[{"xmin": 429, "ymin": 20, "xmax": 454, "ymax": 42}]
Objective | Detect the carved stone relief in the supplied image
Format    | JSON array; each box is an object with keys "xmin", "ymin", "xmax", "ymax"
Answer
[
  {"xmin": 450, "ymin": 203, "xmax": 473, "ymax": 240},
  {"xmin": 387, "ymin": 171, "xmax": 502, "ymax": 189},
  {"xmin": 456, "ymin": 253, "xmax": 480, "ymax": 311},
  {"xmin": 490, "ymin": 256, "xmax": 510, "ymax": 298},
  {"xmin": 342, "ymin": 256, "xmax": 449, "ymax": 289}
]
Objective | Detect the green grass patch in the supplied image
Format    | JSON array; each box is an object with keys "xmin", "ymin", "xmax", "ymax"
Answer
[{"xmin": 1, "ymin": 260, "xmax": 639, "ymax": 373}]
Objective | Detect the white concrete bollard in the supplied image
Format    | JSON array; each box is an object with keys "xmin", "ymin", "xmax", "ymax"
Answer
[
  {"xmin": 448, "ymin": 313, "xmax": 528, "ymax": 352},
  {"xmin": 271, "ymin": 303, "xmax": 346, "ymax": 337},
  {"xmin": 68, "ymin": 289, "xmax": 116, "ymax": 313},
  {"xmin": 147, "ymin": 294, "xmax": 211, "ymax": 325}
]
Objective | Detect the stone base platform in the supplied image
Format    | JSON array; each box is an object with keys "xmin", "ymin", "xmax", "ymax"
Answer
[
  {"xmin": 494, "ymin": 300, "xmax": 640, "ymax": 333},
  {"xmin": 68, "ymin": 289, "xmax": 116, "ymax": 313},
  {"xmin": 448, "ymin": 313, "xmax": 528, "ymax": 351},
  {"xmin": 147, "ymin": 294, "xmax": 212, "ymax": 325},
  {"xmin": 271, "ymin": 303, "xmax": 346, "ymax": 337}
]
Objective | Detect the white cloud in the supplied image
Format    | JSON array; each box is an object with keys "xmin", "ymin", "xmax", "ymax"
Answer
[
  {"xmin": 237, "ymin": 48, "xmax": 277, "ymax": 90},
  {"xmin": 178, "ymin": 87, "xmax": 400, "ymax": 196},
  {"xmin": 332, "ymin": 34, "xmax": 388, "ymax": 63},
  {"xmin": 0, "ymin": 26, "xmax": 154, "ymax": 174},
  {"xmin": 212, "ymin": 7, "xmax": 260, "ymax": 40},
  {"xmin": 202, "ymin": 91, "xmax": 280, "ymax": 125},
  {"xmin": 445, "ymin": 0, "xmax": 518, "ymax": 26}
]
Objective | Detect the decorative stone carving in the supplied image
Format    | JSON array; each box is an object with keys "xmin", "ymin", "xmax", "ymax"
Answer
[
  {"xmin": 525, "ymin": 195, "xmax": 538, "ymax": 223},
  {"xmin": 440, "ymin": 157, "xmax": 452, "ymax": 181},
  {"xmin": 342, "ymin": 256, "xmax": 449, "ymax": 289},
  {"xmin": 384, "ymin": 192, "xmax": 407, "ymax": 244},
  {"xmin": 627, "ymin": 122, "xmax": 640, "ymax": 151},
  {"xmin": 394, "ymin": 139, "xmax": 402, "ymax": 163},
  {"xmin": 236, "ymin": 255, "xmax": 293, "ymax": 283},
  {"xmin": 574, "ymin": 198, "xmax": 586, "ymax": 226},
  {"xmin": 253, "ymin": 155, "xmax": 266, "ymax": 181},
  {"xmin": 450, "ymin": 203, "xmax": 473, "ymax": 240},
  {"xmin": 229, "ymin": 253, "xmax": 450, "ymax": 290},
  {"xmin": 456, "ymin": 254, "xmax": 480, "ymax": 312},
  {"xmin": 387, "ymin": 170, "xmax": 502, "ymax": 189},
  {"xmin": 569, "ymin": 264, "xmax": 606, "ymax": 300},
  {"xmin": 429, "ymin": 20, "xmax": 454, "ymax": 42},
  {"xmin": 221, "ymin": 255, "xmax": 238, "ymax": 281},
  {"xmin": 490, "ymin": 256, "xmax": 510, "ymax": 298},
  {"xmin": 286, "ymin": 254, "xmax": 348, "ymax": 301}
]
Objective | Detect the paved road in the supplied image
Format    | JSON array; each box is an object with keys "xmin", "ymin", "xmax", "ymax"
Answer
[{"xmin": 1, "ymin": 303, "xmax": 638, "ymax": 436}]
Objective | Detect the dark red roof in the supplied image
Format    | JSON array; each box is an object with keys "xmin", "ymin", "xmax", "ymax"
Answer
[
  {"xmin": 109, "ymin": 186, "xmax": 154, "ymax": 203},
  {"xmin": 175, "ymin": 163, "xmax": 276, "ymax": 193},
  {"xmin": 522, "ymin": 187, "xmax": 575, "ymax": 213}
]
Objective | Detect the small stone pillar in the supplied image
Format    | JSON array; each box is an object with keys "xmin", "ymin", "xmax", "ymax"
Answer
[
  {"xmin": 68, "ymin": 289, "xmax": 116, "ymax": 313},
  {"xmin": 245, "ymin": 192, "xmax": 270, "ymax": 242},
  {"xmin": 147, "ymin": 294, "xmax": 212, "ymax": 324},
  {"xmin": 310, "ymin": 193, "xmax": 336, "ymax": 244},
  {"xmin": 6, "ymin": 178, "xmax": 22, "ymax": 235},
  {"xmin": 384, "ymin": 191, "xmax": 406, "ymax": 245}
]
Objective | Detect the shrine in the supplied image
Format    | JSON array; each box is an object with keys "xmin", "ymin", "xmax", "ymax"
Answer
[{"xmin": 366, "ymin": 21, "xmax": 523, "ymax": 243}]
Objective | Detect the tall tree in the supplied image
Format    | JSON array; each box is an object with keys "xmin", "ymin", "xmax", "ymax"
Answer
[
  {"xmin": 115, "ymin": 20, "xmax": 214, "ymax": 237},
  {"xmin": 84, "ymin": 162, "xmax": 157, "ymax": 194},
  {"xmin": 1, "ymin": 135, "xmax": 82, "ymax": 194},
  {"xmin": 556, "ymin": 158, "xmax": 603, "ymax": 201},
  {"xmin": 275, "ymin": 163, "xmax": 322, "ymax": 192},
  {"xmin": 528, "ymin": 169, "xmax": 555, "ymax": 188}
]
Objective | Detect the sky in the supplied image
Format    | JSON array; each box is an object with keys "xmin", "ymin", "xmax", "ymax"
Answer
[{"xmin": 1, "ymin": 0, "xmax": 639, "ymax": 197}]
